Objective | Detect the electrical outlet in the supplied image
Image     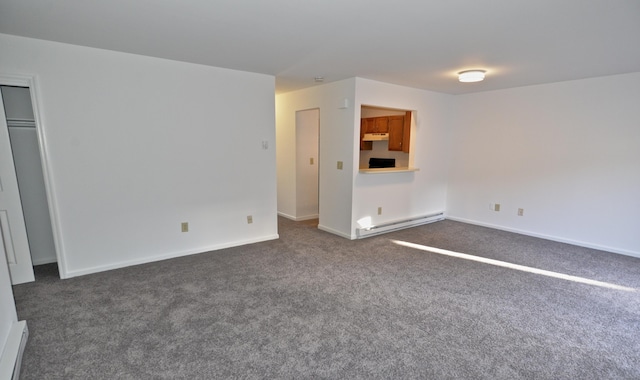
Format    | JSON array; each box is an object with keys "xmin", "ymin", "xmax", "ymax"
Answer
[
  {"xmin": 378, "ymin": 207, "xmax": 382, "ymax": 215},
  {"xmin": 494, "ymin": 203, "xmax": 501, "ymax": 212},
  {"xmin": 181, "ymin": 222, "xmax": 189, "ymax": 232},
  {"xmin": 247, "ymin": 215, "xmax": 253, "ymax": 224},
  {"xmin": 518, "ymin": 208, "xmax": 524, "ymax": 216},
  {"xmin": 337, "ymin": 161, "xmax": 343, "ymax": 170}
]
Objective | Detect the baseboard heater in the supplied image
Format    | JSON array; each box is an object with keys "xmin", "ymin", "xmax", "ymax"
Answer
[{"xmin": 356, "ymin": 212, "xmax": 445, "ymax": 238}]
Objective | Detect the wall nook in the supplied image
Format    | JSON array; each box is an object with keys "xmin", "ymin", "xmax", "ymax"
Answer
[{"xmin": 359, "ymin": 105, "xmax": 415, "ymax": 173}]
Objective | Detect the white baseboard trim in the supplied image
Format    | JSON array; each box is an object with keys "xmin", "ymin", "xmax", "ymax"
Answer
[
  {"xmin": 0, "ymin": 321, "xmax": 28, "ymax": 380},
  {"xmin": 63, "ymin": 234, "xmax": 280, "ymax": 279},
  {"xmin": 294, "ymin": 214, "xmax": 319, "ymax": 221},
  {"xmin": 445, "ymin": 216, "xmax": 640, "ymax": 259},
  {"xmin": 277, "ymin": 212, "xmax": 319, "ymax": 221},
  {"xmin": 277, "ymin": 212, "xmax": 296, "ymax": 220},
  {"xmin": 31, "ymin": 257, "xmax": 57, "ymax": 266},
  {"xmin": 317, "ymin": 224, "xmax": 353, "ymax": 239}
]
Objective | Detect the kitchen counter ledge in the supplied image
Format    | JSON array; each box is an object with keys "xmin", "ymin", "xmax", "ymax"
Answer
[{"xmin": 359, "ymin": 167, "xmax": 419, "ymax": 174}]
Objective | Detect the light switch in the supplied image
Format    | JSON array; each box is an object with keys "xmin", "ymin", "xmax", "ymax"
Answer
[{"xmin": 337, "ymin": 161, "xmax": 343, "ymax": 170}]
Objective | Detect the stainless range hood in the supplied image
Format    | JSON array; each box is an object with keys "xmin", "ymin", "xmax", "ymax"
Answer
[{"xmin": 362, "ymin": 133, "xmax": 389, "ymax": 141}]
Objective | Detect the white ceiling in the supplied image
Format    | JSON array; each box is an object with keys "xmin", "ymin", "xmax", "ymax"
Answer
[{"xmin": 1, "ymin": 0, "xmax": 639, "ymax": 94}]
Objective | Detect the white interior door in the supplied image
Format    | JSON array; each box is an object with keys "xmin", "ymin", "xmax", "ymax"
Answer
[
  {"xmin": 0, "ymin": 90, "xmax": 34, "ymax": 284},
  {"xmin": 295, "ymin": 109, "xmax": 320, "ymax": 220}
]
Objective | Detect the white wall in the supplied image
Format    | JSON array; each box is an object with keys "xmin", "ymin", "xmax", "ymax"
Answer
[
  {"xmin": 0, "ymin": 33, "xmax": 278, "ymax": 278},
  {"xmin": 276, "ymin": 79, "xmax": 356, "ymax": 237},
  {"xmin": 277, "ymin": 78, "xmax": 452, "ymax": 239},
  {"xmin": 352, "ymin": 78, "xmax": 452, "ymax": 237},
  {"xmin": 447, "ymin": 73, "xmax": 640, "ymax": 256}
]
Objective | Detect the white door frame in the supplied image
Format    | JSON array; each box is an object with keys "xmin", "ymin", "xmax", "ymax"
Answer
[{"xmin": 0, "ymin": 73, "xmax": 66, "ymax": 281}]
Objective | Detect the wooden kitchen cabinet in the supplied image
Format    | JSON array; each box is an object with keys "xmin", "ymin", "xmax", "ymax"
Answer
[
  {"xmin": 360, "ymin": 119, "xmax": 372, "ymax": 150},
  {"xmin": 362, "ymin": 118, "xmax": 376, "ymax": 133},
  {"xmin": 373, "ymin": 117, "xmax": 389, "ymax": 133},
  {"xmin": 388, "ymin": 111, "xmax": 411, "ymax": 152},
  {"xmin": 402, "ymin": 111, "xmax": 411, "ymax": 153},
  {"xmin": 359, "ymin": 113, "xmax": 411, "ymax": 152},
  {"xmin": 361, "ymin": 117, "xmax": 386, "ymax": 134},
  {"xmin": 388, "ymin": 115, "xmax": 404, "ymax": 151}
]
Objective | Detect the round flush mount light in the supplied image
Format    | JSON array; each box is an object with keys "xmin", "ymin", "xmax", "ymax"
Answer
[{"xmin": 458, "ymin": 70, "xmax": 486, "ymax": 83}]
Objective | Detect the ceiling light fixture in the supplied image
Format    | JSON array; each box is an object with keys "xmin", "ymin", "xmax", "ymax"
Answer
[{"xmin": 458, "ymin": 70, "xmax": 486, "ymax": 83}]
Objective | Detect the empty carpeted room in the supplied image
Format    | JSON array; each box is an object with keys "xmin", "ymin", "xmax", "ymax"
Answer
[{"xmin": 1, "ymin": 1, "xmax": 639, "ymax": 379}]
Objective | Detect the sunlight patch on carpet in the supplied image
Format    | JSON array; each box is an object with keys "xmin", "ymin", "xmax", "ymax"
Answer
[{"xmin": 391, "ymin": 240, "xmax": 637, "ymax": 292}]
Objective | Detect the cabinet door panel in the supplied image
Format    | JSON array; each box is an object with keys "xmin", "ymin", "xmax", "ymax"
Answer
[
  {"xmin": 373, "ymin": 117, "xmax": 389, "ymax": 133},
  {"xmin": 388, "ymin": 116, "xmax": 404, "ymax": 151},
  {"xmin": 360, "ymin": 119, "xmax": 372, "ymax": 150},
  {"xmin": 402, "ymin": 111, "xmax": 411, "ymax": 153}
]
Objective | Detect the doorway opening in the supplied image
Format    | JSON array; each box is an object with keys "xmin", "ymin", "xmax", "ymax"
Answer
[{"xmin": 1, "ymin": 82, "xmax": 58, "ymax": 284}]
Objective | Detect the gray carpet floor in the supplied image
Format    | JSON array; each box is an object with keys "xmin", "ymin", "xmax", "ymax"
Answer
[{"xmin": 12, "ymin": 218, "xmax": 640, "ymax": 379}]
